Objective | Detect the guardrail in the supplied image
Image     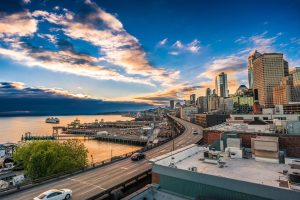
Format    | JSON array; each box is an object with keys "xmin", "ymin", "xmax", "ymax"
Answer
[
  {"xmin": 0, "ymin": 116, "xmax": 185, "ymax": 198},
  {"xmin": 86, "ymin": 169, "xmax": 152, "ymax": 200}
]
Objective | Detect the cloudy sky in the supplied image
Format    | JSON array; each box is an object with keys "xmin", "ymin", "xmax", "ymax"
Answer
[{"xmin": 0, "ymin": 0, "xmax": 300, "ymax": 115}]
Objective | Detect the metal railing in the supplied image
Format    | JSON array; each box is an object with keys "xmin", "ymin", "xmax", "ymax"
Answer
[{"xmin": 86, "ymin": 169, "xmax": 152, "ymax": 200}]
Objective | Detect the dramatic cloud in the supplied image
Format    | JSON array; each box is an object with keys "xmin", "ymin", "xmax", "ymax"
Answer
[
  {"xmin": 0, "ymin": 0, "xmax": 179, "ymax": 88},
  {"xmin": 134, "ymin": 84, "xmax": 204, "ymax": 105},
  {"xmin": 0, "ymin": 11, "xmax": 37, "ymax": 37},
  {"xmin": 31, "ymin": 2, "xmax": 179, "ymax": 86},
  {"xmin": 0, "ymin": 46, "xmax": 154, "ymax": 85},
  {"xmin": 235, "ymin": 32, "xmax": 278, "ymax": 53},
  {"xmin": 0, "ymin": 82, "xmax": 152, "ymax": 116}
]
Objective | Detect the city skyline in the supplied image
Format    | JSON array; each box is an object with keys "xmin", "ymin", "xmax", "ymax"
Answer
[{"xmin": 1, "ymin": 0, "xmax": 300, "ymax": 115}]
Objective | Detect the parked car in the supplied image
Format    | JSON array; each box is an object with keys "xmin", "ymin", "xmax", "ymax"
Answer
[
  {"xmin": 34, "ymin": 189, "xmax": 72, "ymax": 200},
  {"xmin": 131, "ymin": 153, "xmax": 145, "ymax": 161}
]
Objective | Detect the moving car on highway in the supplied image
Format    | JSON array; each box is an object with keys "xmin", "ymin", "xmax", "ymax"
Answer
[
  {"xmin": 34, "ymin": 189, "xmax": 72, "ymax": 200},
  {"xmin": 192, "ymin": 130, "xmax": 198, "ymax": 134},
  {"xmin": 131, "ymin": 152, "xmax": 145, "ymax": 161}
]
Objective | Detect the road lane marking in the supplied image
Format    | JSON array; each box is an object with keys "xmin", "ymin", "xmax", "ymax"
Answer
[
  {"xmin": 67, "ymin": 178, "xmax": 106, "ymax": 190},
  {"xmin": 121, "ymin": 167, "xmax": 128, "ymax": 170},
  {"xmin": 126, "ymin": 169, "xmax": 137, "ymax": 175},
  {"xmin": 78, "ymin": 185, "xmax": 106, "ymax": 196}
]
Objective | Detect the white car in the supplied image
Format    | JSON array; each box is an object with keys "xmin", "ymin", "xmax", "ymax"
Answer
[{"xmin": 34, "ymin": 189, "xmax": 72, "ymax": 200}]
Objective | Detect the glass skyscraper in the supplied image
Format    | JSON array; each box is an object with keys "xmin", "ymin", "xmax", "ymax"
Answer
[{"xmin": 215, "ymin": 72, "xmax": 229, "ymax": 97}]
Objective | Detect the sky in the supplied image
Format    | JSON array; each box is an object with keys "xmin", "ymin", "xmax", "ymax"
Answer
[{"xmin": 0, "ymin": 0, "xmax": 300, "ymax": 115}]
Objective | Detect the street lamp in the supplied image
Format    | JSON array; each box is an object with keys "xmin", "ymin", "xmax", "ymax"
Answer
[
  {"xmin": 110, "ymin": 147, "xmax": 113, "ymax": 161},
  {"xmin": 91, "ymin": 154, "xmax": 94, "ymax": 166}
]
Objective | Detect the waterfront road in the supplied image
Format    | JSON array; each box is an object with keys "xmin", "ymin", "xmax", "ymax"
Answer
[{"xmin": 5, "ymin": 116, "xmax": 203, "ymax": 200}]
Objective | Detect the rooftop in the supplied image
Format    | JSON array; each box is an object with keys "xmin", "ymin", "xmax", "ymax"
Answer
[
  {"xmin": 151, "ymin": 144, "xmax": 289, "ymax": 189},
  {"xmin": 205, "ymin": 122, "xmax": 275, "ymax": 133}
]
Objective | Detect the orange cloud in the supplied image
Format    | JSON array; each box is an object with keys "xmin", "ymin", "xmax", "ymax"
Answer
[{"xmin": 0, "ymin": 11, "xmax": 37, "ymax": 37}]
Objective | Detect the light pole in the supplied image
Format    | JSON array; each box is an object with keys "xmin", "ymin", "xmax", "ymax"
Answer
[
  {"xmin": 91, "ymin": 154, "xmax": 94, "ymax": 166},
  {"xmin": 172, "ymin": 121, "xmax": 175, "ymax": 151},
  {"xmin": 110, "ymin": 147, "xmax": 113, "ymax": 161}
]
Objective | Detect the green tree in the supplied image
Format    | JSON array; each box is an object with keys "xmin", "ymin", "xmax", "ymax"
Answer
[{"xmin": 13, "ymin": 140, "xmax": 88, "ymax": 180}]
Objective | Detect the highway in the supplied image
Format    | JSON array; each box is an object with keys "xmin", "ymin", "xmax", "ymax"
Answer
[{"xmin": 5, "ymin": 116, "xmax": 203, "ymax": 200}]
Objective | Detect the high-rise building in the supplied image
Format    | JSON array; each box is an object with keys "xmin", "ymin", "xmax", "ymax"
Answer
[
  {"xmin": 184, "ymin": 100, "xmax": 191, "ymax": 106},
  {"xmin": 170, "ymin": 100, "xmax": 175, "ymax": 109},
  {"xmin": 206, "ymin": 88, "xmax": 212, "ymax": 112},
  {"xmin": 215, "ymin": 72, "xmax": 229, "ymax": 97},
  {"xmin": 196, "ymin": 96, "xmax": 208, "ymax": 113},
  {"xmin": 190, "ymin": 94, "xmax": 196, "ymax": 105},
  {"xmin": 248, "ymin": 50, "xmax": 262, "ymax": 89},
  {"xmin": 291, "ymin": 67, "xmax": 300, "ymax": 102},
  {"xmin": 209, "ymin": 93, "xmax": 220, "ymax": 111},
  {"xmin": 253, "ymin": 53, "xmax": 288, "ymax": 108},
  {"xmin": 273, "ymin": 75, "xmax": 294, "ymax": 105}
]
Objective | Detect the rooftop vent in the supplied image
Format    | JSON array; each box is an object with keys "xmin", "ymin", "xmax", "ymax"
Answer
[
  {"xmin": 188, "ymin": 167, "xmax": 197, "ymax": 172},
  {"xmin": 169, "ymin": 157, "xmax": 177, "ymax": 168}
]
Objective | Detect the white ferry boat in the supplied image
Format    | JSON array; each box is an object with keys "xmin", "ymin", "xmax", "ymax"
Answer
[{"xmin": 45, "ymin": 117, "xmax": 60, "ymax": 124}]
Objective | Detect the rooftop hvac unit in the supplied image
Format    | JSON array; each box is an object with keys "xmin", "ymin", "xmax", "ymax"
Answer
[
  {"xmin": 188, "ymin": 167, "xmax": 197, "ymax": 172},
  {"xmin": 169, "ymin": 157, "xmax": 177, "ymax": 168}
]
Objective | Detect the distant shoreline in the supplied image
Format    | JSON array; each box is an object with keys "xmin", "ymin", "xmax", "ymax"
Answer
[{"xmin": 0, "ymin": 113, "xmax": 135, "ymax": 117}]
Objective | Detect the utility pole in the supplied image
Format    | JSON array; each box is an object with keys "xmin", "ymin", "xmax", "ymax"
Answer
[
  {"xmin": 111, "ymin": 147, "xmax": 113, "ymax": 161},
  {"xmin": 91, "ymin": 155, "xmax": 94, "ymax": 166},
  {"xmin": 172, "ymin": 121, "xmax": 175, "ymax": 151}
]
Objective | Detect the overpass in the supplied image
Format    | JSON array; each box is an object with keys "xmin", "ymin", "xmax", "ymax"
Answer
[{"xmin": 4, "ymin": 116, "xmax": 203, "ymax": 200}]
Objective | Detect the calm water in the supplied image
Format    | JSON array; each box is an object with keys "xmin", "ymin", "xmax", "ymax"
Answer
[{"xmin": 0, "ymin": 115, "xmax": 141, "ymax": 163}]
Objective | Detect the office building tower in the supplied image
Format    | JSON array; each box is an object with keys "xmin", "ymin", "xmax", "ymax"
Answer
[
  {"xmin": 209, "ymin": 93, "xmax": 220, "ymax": 111},
  {"xmin": 206, "ymin": 88, "xmax": 212, "ymax": 112},
  {"xmin": 273, "ymin": 75, "xmax": 294, "ymax": 105},
  {"xmin": 253, "ymin": 53, "xmax": 288, "ymax": 108},
  {"xmin": 196, "ymin": 96, "xmax": 208, "ymax": 113},
  {"xmin": 215, "ymin": 72, "xmax": 229, "ymax": 97},
  {"xmin": 190, "ymin": 94, "xmax": 196, "ymax": 105},
  {"xmin": 170, "ymin": 100, "xmax": 175, "ymax": 109},
  {"xmin": 291, "ymin": 67, "xmax": 300, "ymax": 102},
  {"xmin": 248, "ymin": 50, "xmax": 261, "ymax": 89}
]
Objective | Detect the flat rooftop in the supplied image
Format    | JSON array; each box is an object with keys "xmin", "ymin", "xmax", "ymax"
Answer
[
  {"xmin": 176, "ymin": 155, "xmax": 286, "ymax": 188},
  {"xmin": 205, "ymin": 122, "xmax": 274, "ymax": 133},
  {"xmin": 151, "ymin": 145, "xmax": 289, "ymax": 189}
]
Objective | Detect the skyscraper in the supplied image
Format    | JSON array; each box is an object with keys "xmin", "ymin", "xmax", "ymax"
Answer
[
  {"xmin": 190, "ymin": 94, "xmax": 196, "ymax": 105},
  {"xmin": 291, "ymin": 67, "xmax": 300, "ymax": 101},
  {"xmin": 248, "ymin": 50, "xmax": 261, "ymax": 89},
  {"xmin": 215, "ymin": 72, "xmax": 229, "ymax": 97},
  {"xmin": 273, "ymin": 75, "xmax": 294, "ymax": 105},
  {"xmin": 170, "ymin": 100, "xmax": 175, "ymax": 109},
  {"xmin": 206, "ymin": 88, "xmax": 212, "ymax": 112},
  {"xmin": 196, "ymin": 96, "xmax": 208, "ymax": 113},
  {"xmin": 253, "ymin": 53, "xmax": 289, "ymax": 108}
]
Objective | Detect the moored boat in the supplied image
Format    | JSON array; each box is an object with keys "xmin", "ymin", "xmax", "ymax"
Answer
[{"xmin": 45, "ymin": 117, "xmax": 60, "ymax": 124}]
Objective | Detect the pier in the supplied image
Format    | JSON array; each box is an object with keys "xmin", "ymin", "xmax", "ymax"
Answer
[
  {"xmin": 22, "ymin": 132, "xmax": 54, "ymax": 141},
  {"xmin": 21, "ymin": 132, "xmax": 147, "ymax": 146},
  {"xmin": 94, "ymin": 135, "xmax": 147, "ymax": 146}
]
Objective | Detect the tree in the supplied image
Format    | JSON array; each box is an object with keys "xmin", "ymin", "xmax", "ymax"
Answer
[{"xmin": 13, "ymin": 140, "xmax": 88, "ymax": 180}]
